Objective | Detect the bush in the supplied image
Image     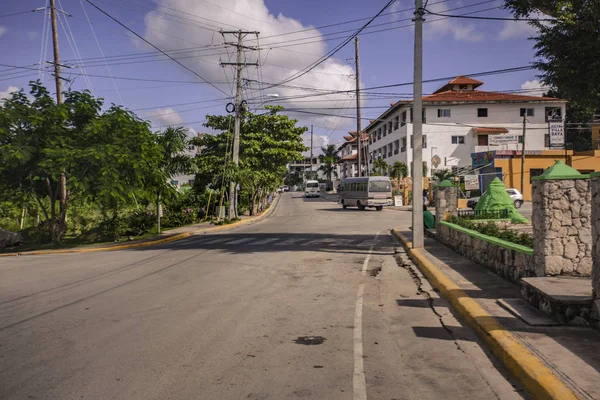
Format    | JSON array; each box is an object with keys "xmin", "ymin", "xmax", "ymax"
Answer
[
  {"xmin": 126, "ymin": 210, "xmax": 155, "ymax": 235},
  {"xmin": 447, "ymin": 216, "xmax": 533, "ymax": 248}
]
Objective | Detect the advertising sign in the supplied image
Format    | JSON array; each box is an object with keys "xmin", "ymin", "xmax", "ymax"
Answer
[
  {"xmin": 464, "ymin": 175, "xmax": 479, "ymax": 190},
  {"xmin": 489, "ymin": 134, "xmax": 519, "ymax": 146},
  {"xmin": 549, "ymin": 119, "xmax": 565, "ymax": 148},
  {"xmin": 394, "ymin": 195, "xmax": 403, "ymax": 207}
]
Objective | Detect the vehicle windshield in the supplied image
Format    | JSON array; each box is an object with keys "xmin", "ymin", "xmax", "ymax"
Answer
[
  {"xmin": 369, "ymin": 180, "xmax": 391, "ymax": 192},
  {"xmin": 306, "ymin": 182, "xmax": 319, "ymax": 188}
]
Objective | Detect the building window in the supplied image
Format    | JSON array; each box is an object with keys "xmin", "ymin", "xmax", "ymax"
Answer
[
  {"xmin": 530, "ymin": 168, "xmax": 544, "ymax": 182},
  {"xmin": 459, "ymin": 84, "xmax": 468, "ymax": 90},
  {"xmin": 388, "ymin": 121, "xmax": 392, "ymax": 133},
  {"xmin": 394, "ymin": 116, "xmax": 399, "ymax": 130},
  {"xmin": 383, "ymin": 124, "xmax": 387, "ymax": 137},
  {"xmin": 437, "ymin": 108, "xmax": 451, "ymax": 118},
  {"xmin": 422, "ymin": 135, "xmax": 427, "ymax": 149},
  {"xmin": 451, "ymin": 136, "xmax": 465, "ymax": 144},
  {"xmin": 544, "ymin": 134, "xmax": 550, "ymax": 147},
  {"xmin": 401, "ymin": 137, "xmax": 407, "ymax": 152},
  {"xmin": 377, "ymin": 128, "xmax": 381, "ymax": 140},
  {"xmin": 518, "ymin": 135, "xmax": 523, "ymax": 144},
  {"xmin": 520, "ymin": 108, "xmax": 535, "ymax": 117},
  {"xmin": 388, "ymin": 144, "xmax": 393, "ymax": 157},
  {"xmin": 545, "ymin": 107, "xmax": 561, "ymax": 122},
  {"xmin": 477, "ymin": 108, "xmax": 488, "ymax": 117},
  {"xmin": 401, "ymin": 110, "xmax": 407, "ymax": 126},
  {"xmin": 478, "ymin": 135, "xmax": 489, "ymax": 146},
  {"xmin": 410, "ymin": 108, "xmax": 427, "ymax": 123}
]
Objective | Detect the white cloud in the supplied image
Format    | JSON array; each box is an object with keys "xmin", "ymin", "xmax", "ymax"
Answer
[
  {"xmin": 0, "ymin": 86, "xmax": 19, "ymax": 101},
  {"xmin": 498, "ymin": 21, "xmax": 537, "ymax": 40},
  {"xmin": 0, "ymin": 26, "xmax": 7, "ymax": 38},
  {"xmin": 388, "ymin": 1, "xmax": 403, "ymax": 22},
  {"xmin": 423, "ymin": 2, "xmax": 484, "ymax": 42},
  {"xmin": 146, "ymin": 107, "xmax": 185, "ymax": 127},
  {"xmin": 141, "ymin": 0, "xmax": 356, "ymax": 140},
  {"xmin": 27, "ymin": 31, "xmax": 38, "ymax": 41},
  {"xmin": 520, "ymin": 80, "xmax": 548, "ymax": 96}
]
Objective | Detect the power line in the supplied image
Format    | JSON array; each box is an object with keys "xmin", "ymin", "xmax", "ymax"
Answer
[
  {"xmin": 424, "ymin": 9, "xmax": 556, "ymax": 21},
  {"xmin": 83, "ymin": 0, "xmax": 230, "ymax": 96},
  {"xmin": 0, "ymin": 10, "xmax": 38, "ymax": 18}
]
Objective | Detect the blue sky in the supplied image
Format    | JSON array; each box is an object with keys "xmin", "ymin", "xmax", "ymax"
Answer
[{"xmin": 0, "ymin": 0, "xmax": 545, "ymax": 152}]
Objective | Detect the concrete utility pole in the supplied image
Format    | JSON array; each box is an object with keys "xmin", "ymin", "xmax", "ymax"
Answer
[
  {"xmin": 520, "ymin": 114, "xmax": 527, "ymax": 196},
  {"xmin": 221, "ymin": 30, "xmax": 259, "ymax": 219},
  {"xmin": 355, "ymin": 37, "xmax": 362, "ymax": 177},
  {"xmin": 411, "ymin": 0, "xmax": 425, "ymax": 249},
  {"xmin": 310, "ymin": 124, "xmax": 314, "ymax": 180},
  {"xmin": 49, "ymin": 0, "xmax": 68, "ymax": 230}
]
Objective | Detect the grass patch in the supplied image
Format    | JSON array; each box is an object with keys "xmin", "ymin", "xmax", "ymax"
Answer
[{"xmin": 447, "ymin": 215, "xmax": 533, "ymax": 248}]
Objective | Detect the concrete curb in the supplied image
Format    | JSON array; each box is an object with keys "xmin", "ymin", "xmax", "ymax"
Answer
[
  {"xmin": 0, "ymin": 194, "xmax": 281, "ymax": 258},
  {"xmin": 391, "ymin": 229, "xmax": 579, "ymax": 400}
]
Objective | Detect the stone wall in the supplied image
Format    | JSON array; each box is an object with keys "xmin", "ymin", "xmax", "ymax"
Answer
[
  {"xmin": 591, "ymin": 174, "xmax": 600, "ymax": 329},
  {"xmin": 435, "ymin": 183, "xmax": 457, "ymax": 229},
  {"xmin": 532, "ymin": 179, "xmax": 592, "ymax": 277},
  {"xmin": 437, "ymin": 222, "xmax": 535, "ymax": 283}
]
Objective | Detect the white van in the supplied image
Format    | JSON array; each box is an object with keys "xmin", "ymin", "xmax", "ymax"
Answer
[
  {"xmin": 339, "ymin": 176, "xmax": 392, "ymax": 211},
  {"xmin": 305, "ymin": 180, "xmax": 320, "ymax": 198}
]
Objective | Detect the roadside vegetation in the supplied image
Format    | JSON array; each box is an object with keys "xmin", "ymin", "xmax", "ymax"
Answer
[{"xmin": 447, "ymin": 215, "xmax": 533, "ymax": 248}]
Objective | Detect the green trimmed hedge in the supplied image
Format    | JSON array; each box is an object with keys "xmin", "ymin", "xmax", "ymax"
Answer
[{"xmin": 447, "ymin": 215, "xmax": 533, "ymax": 248}]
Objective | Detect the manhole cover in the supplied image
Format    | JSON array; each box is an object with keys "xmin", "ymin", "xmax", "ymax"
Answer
[{"xmin": 294, "ymin": 336, "xmax": 326, "ymax": 345}]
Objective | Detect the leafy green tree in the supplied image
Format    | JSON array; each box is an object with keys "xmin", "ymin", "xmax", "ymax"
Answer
[
  {"xmin": 373, "ymin": 159, "xmax": 388, "ymax": 176},
  {"xmin": 194, "ymin": 106, "xmax": 307, "ymax": 217},
  {"xmin": 433, "ymin": 169, "xmax": 455, "ymax": 182},
  {"xmin": 504, "ymin": 0, "xmax": 599, "ymax": 148},
  {"xmin": 318, "ymin": 144, "xmax": 340, "ymax": 183},
  {"xmin": 0, "ymin": 82, "xmax": 161, "ymax": 242},
  {"xmin": 389, "ymin": 161, "xmax": 409, "ymax": 180}
]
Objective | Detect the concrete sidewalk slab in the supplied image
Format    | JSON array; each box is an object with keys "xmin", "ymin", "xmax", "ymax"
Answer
[{"xmin": 392, "ymin": 229, "xmax": 600, "ymax": 400}]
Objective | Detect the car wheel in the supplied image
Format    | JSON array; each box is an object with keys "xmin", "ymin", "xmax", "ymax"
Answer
[
  {"xmin": 357, "ymin": 201, "xmax": 365, "ymax": 210},
  {"xmin": 342, "ymin": 200, "xmax": 347, "ymax": 209},
  {"xmin": 376, "ymin": 206, "xmax": 383, "ymax": 211},
  {"xmin": 514, "ymin": 200, "xmax": 523, "ymax": 209}
]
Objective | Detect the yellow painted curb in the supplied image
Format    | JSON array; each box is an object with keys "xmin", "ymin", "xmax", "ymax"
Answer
[
  {"xmin": 1, "ymin": 194, "xmax": 281, "ymax": 258},
  {"xmin": 391, "ymin": 229, "xmax": 579, "ymax": 400}
]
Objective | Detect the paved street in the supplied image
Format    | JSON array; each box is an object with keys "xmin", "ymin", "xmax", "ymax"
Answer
[{"xmin": 0, "ymin": 193, "xmax": 522, "ymax": 399}]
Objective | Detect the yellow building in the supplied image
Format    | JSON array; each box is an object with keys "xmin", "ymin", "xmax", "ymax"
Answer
[{"xmin": 471, "ymin": 149, "xmax": 600, "ymax": 201}]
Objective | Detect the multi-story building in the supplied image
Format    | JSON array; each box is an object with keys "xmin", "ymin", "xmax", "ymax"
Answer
[
  {"xmin": 364, "ymin": 76, "xmax": 566, "ymax": 178},
  {"xmin": 287, "ymin": 156, "xmax": 334, "ymax": 181},
  {"xmin": 171, "ymin": 132, "xmax": 204, "ymax": 188},
  {"xmin": 339, "ymin": 131, "xmax": 368, "ymax": 178}
]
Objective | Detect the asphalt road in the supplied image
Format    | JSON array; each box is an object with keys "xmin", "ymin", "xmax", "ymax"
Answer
[{"xmin": 0, "ymin": 193, "xmax": 524, "ymax": 399}]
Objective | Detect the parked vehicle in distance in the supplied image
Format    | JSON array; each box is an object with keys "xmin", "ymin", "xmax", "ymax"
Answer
[
  {"xmin": 339, "ymin": 176, "xmax": 392, "ymax": 211},
  {"xmin": 280, "ymin": 185, "xmax": 289, "ymax": 192},
  {"xmin": 304, "ymin": 180, "xmax": 320, "ymax": 198},
  {"xmin": 467, "ymin": 188, "xmax": 524, "ymax": 209}
]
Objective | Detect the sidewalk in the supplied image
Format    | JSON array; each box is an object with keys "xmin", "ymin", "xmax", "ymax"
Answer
[{"xmin": 396, "ymin": 229, "xmax": 600, "ymax": 400}]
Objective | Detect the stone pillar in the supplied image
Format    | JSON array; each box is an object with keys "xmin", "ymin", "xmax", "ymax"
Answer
[
  {"xmin": 591, "ymin": 172, "xmax": 600, "ymax": 328},
  {"xmin": 435, "ymin": 180, "xmax": 457, "ymax": 228},
  {"xmin": 531, "ymin": 161, "xmax": 592, "ymax": 277}
]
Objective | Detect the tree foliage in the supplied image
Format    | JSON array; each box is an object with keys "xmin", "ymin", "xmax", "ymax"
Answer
[
  {"xmin": 389, "ymin": 161, "xmax": 409, "ymax": 180},
  {"xmin": 373, "ymin": 159, "xmax": 388, "ymax": 176},
  {"xmin": 0, "ymin": 82, "xmax": 162, "ymax": 242},
  {"xmin": 193, "ymin": 106, "xmax": 307, "ymax": 216},
  {"xmin": 318, "ymin": 144, "xmax": 340, "ymax": 182},
  {"xmin": 503, "ymin": 0, "xmax": 600, "ymax": 126}
]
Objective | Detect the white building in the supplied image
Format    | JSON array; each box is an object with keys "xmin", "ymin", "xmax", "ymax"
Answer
[
  {"xmin": 171, "ymin": 132, "xmax": 204, "ymax": 188},
  {"xmin": 339, "ymin": 131, "xmax": 368, "ymax": 179},
  {"xmin": 287, "ymin": 156, "xmax": 335, "ymax": 181},
  {"xmin": 364, "ymin": 76, "xmax": 566, "ymax": 176}
]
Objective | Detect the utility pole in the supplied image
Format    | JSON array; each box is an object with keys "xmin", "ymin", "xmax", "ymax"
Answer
[
  {"xmin": 355, "ymin": 37, "xmax": 362, "ymax": 177},
  {"xmin": 411, "ymin": 0, "xmax": 425, "ymax": 249},
  {"xmin": 520, "ymin": 115, "xmax": 527, "ymax": 196},
  {"xmin": 221, "ymin": 30, "xmax": 259, "ymax": 219},
  {"xmin": 49, "ymin": 0, "xmax": 68, "ymax": 238},
  {"xmin": 310, "ymin": 124, "xmax": 314, "ymax": 180}
]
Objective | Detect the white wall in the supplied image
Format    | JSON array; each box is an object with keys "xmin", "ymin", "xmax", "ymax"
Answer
[{"xmin": 366, "ymin": 101, "xmax": 567, "ymax": 175}]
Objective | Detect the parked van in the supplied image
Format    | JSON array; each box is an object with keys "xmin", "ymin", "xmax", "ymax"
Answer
[
  {"xmin": 339, "ymin": 176, "xmax": 392, "ymax": 211},
  {"xmin": 305, "ymin": 180, "xmax": 320, "ymax": 198}
]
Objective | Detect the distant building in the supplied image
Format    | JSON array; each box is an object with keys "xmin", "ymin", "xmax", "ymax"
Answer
[
  {"xmin": 287, "ymin": 156, "xmax": 337, "ymax": 182},
  {"xmin": 364, "ymin": 76, "xmax": 567, "ymax": 178},
  {"xmin": 171, "ymin": 132, "xmax": 204, "ymax": 188},
  {"xmin": 338, "ymin": 131, "xmax": 368, "ymax": 179}
]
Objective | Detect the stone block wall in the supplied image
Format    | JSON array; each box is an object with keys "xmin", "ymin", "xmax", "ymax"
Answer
[
  {"xmin": 437, "ymin": 222, "xmax": 535, "ymax": 283},
  {"xmin": 591, "ymin": 174, "xmax": 600, "ymax": 329},
  {"xmin": 435, "ymin": 184, "xmax": 457, "ymax": 229},
  {"xmin": 532, "ymin": 179, "xmax": 592, "ymax": 277}
]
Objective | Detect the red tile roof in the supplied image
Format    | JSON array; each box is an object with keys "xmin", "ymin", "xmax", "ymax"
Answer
[
  {"xmin": 449, "ymin": 76, "xmax": 484, "ymax": 86},
  {"xmin": 343, "ymin": 135, "xmax": 354, "ymax": 141},
  {"xmin": 472, "ymin": 127, "xmax": 509, "ymax": 134},
  {"xmin": 399, "ymin": 90, "xmax": 561, "ymax": 104}
]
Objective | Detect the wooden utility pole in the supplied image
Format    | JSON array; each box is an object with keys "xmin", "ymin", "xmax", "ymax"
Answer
[
  {"xmin": 221, "ymin": 30, "xmax": 259, "ymax": 219},
  {"xmin": 520, "ymin": 115, "xmax": 527, "ymax": 196},
  {"xmin": 355, "ymin": 37, "xmax": 362, "ymax": 177},
  {"xmin": 50, "ymin": 0, "xmax": 62, "ymax": 105},
  {"xmin": 411, "ymin": 0, "xmax": 425, "ymax": 249}
]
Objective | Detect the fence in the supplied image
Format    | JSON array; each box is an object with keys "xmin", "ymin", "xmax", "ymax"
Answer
[{"xmin": 456, "ymin": 209, "xmax": 509, "ymax": 220}]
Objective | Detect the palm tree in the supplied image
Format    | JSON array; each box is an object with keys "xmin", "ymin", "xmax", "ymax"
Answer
[
  {"xmin": 373, "ymin": 158, "xmax": 388, "ymax": 176},
  {"xmin": 318, "ymin": 144, "xmax": 340, "ymax": 183},
  {"xmin": 155, "ymin": 126, "xmax": 195, "ymax": 232},
  {"xmin": 389, "ymin": 161, "xmax": 409, "ymax": 180},
  {"xmin": 433, "ymin": 169, "xmax": 454, "ymax": 182},
  {"xmin": 422, "ymin": 161, "xmax": 428, "ymax": 177}
]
